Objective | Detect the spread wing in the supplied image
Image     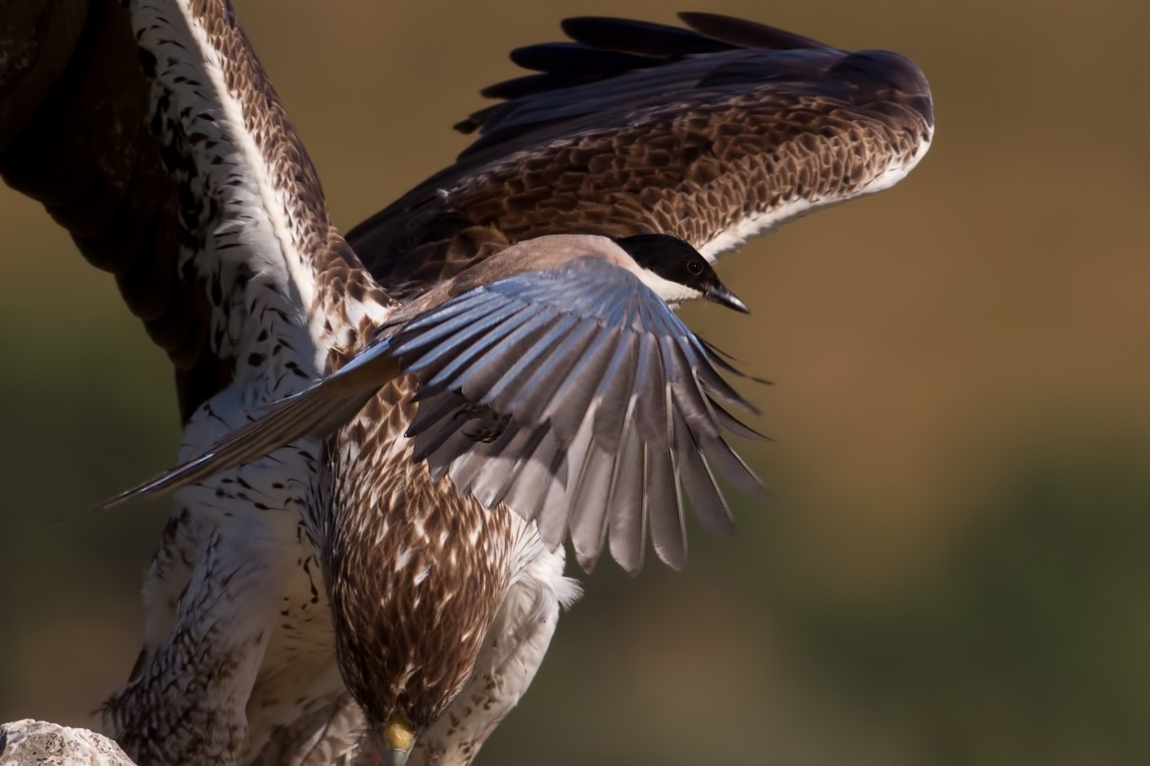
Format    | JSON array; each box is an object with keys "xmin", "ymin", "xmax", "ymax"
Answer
[
  {"xmin": 395, "ymin": 257, "xmax": 766, "ymax": 572},
  {"xmin": 0, "ymin": 0, "xmax": 392, "ymax": 424},
  {"xmin": 1, "ymin": 2, "xmax": 392, "ymax": 762},
  {"xmin": 347, "ymin": 12, "xmax": 934, "ymax": 300},
  {"xmin": 97, "ymin": 255, "xmax": 766, "ymax": 573}
]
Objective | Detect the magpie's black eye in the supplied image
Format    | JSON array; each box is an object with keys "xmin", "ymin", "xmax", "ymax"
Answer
[{"xmin": 688, "ymin": 259, "xmax": 704, "ymax": 275}]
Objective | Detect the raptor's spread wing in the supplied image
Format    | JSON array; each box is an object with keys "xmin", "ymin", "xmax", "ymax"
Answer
[
  {"xmin": 0, "ymin": 0, "xmax": 392, "ymax": 424},
  {"xmin": 347, "ymin": 13, "xmax": 934, "ymax": 300},
  {"xmin": 0, "ymin": 2, "xmax": 393, "ymax": 762}
]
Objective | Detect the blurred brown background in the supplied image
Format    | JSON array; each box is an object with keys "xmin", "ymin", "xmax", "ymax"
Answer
[{"xmin": 2, "ymin": 0, "xmax": 1149, "ymax": 763}]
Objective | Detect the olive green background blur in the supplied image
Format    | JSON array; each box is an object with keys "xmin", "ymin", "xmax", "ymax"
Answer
[{"xmin": 2, "ymin": 1, "xmax": 1149, "ymax": 763}]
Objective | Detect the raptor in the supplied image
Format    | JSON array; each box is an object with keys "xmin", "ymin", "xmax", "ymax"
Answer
[{"xmin": 0, "ymin": 2, "xmax": 933, "ymax": 764}]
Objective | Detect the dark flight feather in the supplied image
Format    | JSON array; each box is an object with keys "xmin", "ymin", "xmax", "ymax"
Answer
[
  {"xmin": 509, "ymin": 42, "xmax": 659, "ymax": 76},
  {"xmin": 678, "ymin": 12, "xmax": 824, "ymax": 50},
  {"xmin": 562, "ymin": 16, "xmax": 736, "ymax": 58}
]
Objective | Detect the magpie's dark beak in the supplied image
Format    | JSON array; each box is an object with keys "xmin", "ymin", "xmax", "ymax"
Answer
[{"xmin": 706, "ymin": 283, "xmax": 750, "ymax": 314}]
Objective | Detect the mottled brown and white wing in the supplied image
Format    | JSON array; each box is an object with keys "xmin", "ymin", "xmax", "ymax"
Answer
[
  {"xmin": 0, "ymin": 2, "xmax": 392, "ymax": 764},
  {"xmin": 347, "ymin": 12, "xmax": 934, "ymax": 300}
]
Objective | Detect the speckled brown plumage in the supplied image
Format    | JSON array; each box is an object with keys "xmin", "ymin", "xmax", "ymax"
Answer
[
  {"xmin": 3, "ymin": 1, "xmax": 394, "ymax": 764},
  {"xmin": 96, "ymin": 2, "xmax": 404, "ymax": 760},
  {"xmin": 327, "ymin": 377, "xmax": 520, "ymax": 734},
  {"xmin": 0, "ymin": 0, "xmax": 393, "ymax": 424},
  {"xmin": 349, "ymin": 14, "xmax": 933, "ymax": 300},
  {"xmin": 182, "ymin": 0, "xmax": 394, "ymax": 359}
]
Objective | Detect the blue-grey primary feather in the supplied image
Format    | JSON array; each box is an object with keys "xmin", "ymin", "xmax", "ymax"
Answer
[
  {"xmin": 95, "ymin": 254, "xmax": 763, "ymax": 571},
  {"xmin": 391, "ymin": 257, "xmax": 763, "ymax": 570}
]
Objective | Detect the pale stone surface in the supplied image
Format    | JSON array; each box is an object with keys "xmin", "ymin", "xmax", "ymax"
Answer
[{"xmin": 0, "ymin": 720, "xmax": 135, "ymax": 766}]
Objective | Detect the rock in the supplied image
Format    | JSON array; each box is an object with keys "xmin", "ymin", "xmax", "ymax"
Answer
[{"xmin": 0, "ymin": 720, "xmax": 135, "ymax": 766}]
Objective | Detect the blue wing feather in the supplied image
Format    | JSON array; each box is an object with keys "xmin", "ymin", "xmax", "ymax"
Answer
[
  {"xmin": 396, "ymin": 257, "xmax": 760, "ymax": 572},
  {"xmin": 96, "ymin": 254, "xmax": 763, "ymax": 574}
]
